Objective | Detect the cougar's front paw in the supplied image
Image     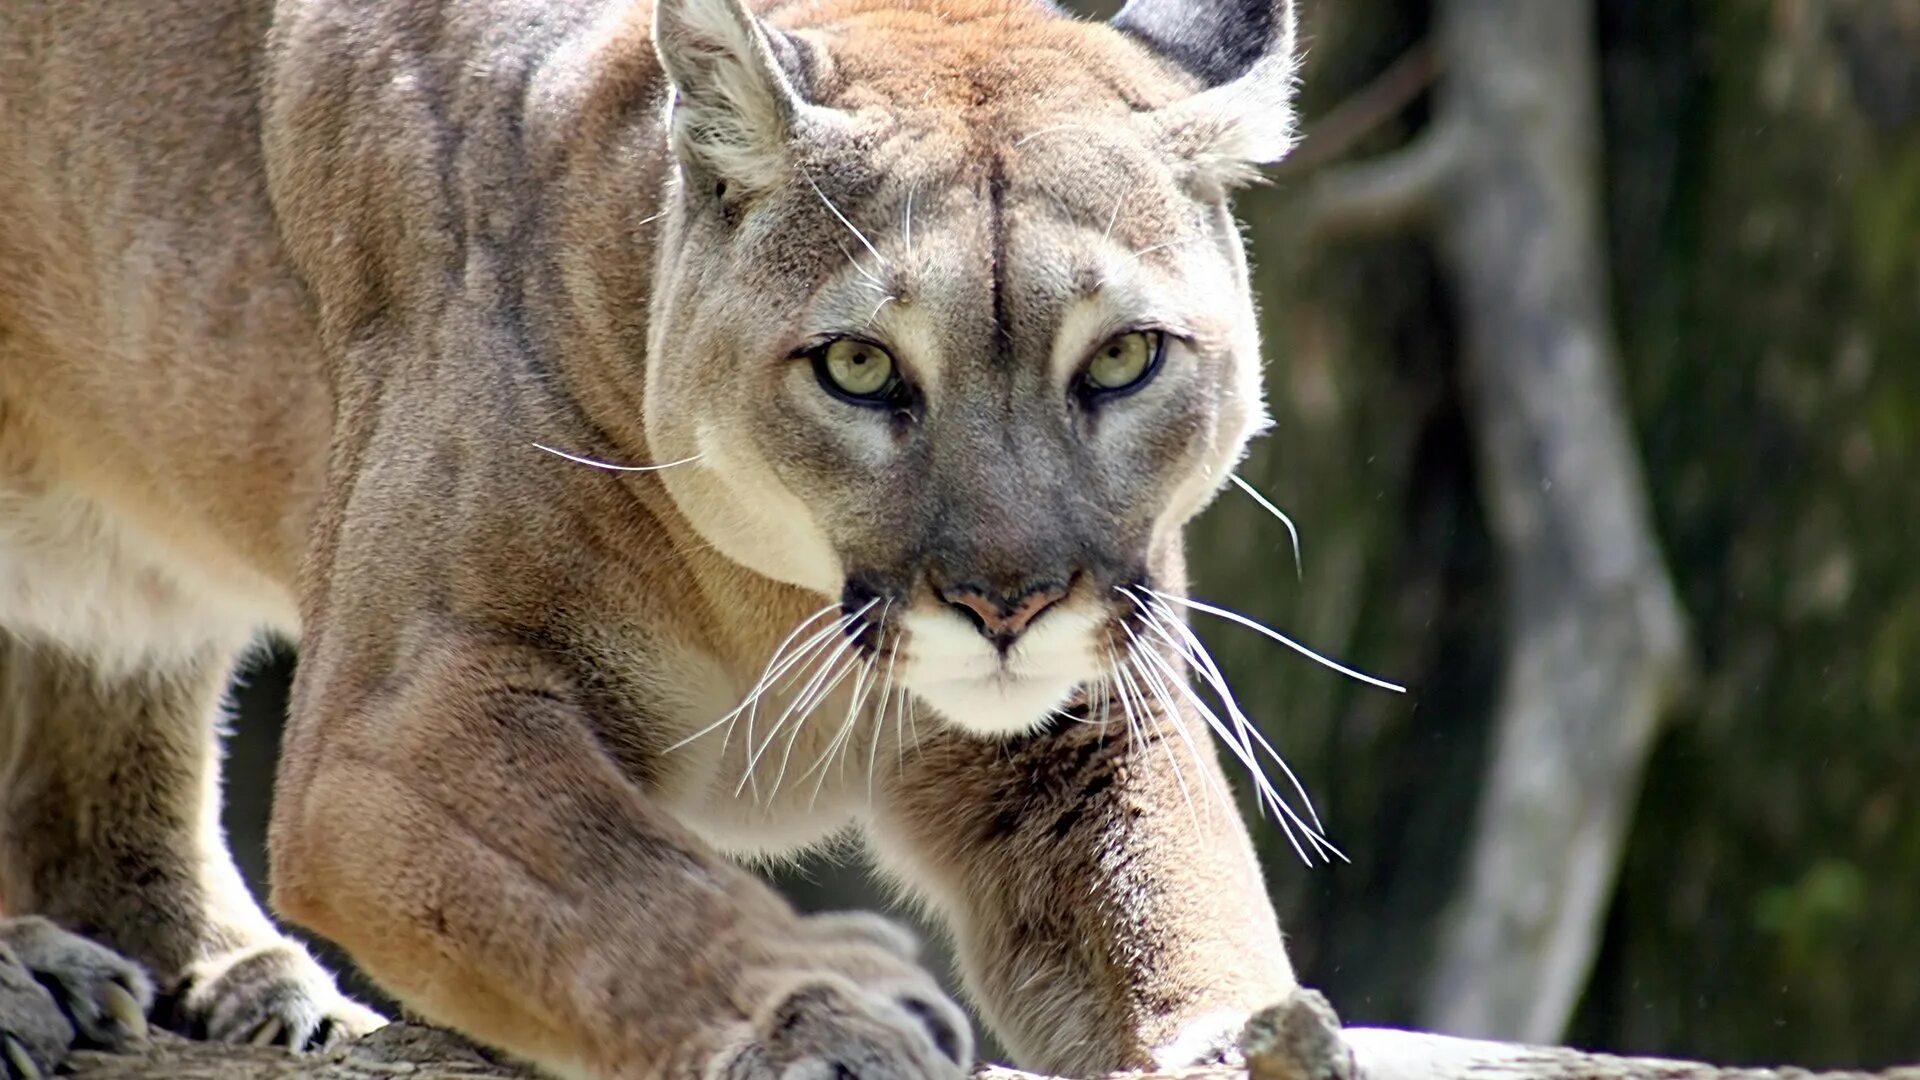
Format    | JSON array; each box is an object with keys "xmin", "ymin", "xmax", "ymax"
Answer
[
  {"xmin": 1153, "ymin": 1011, "xmax": 1251, "ymax": 1069},
  {"xmin": 710, "ymin": 914, "xmax": 970, "ymax": 1080},
  {"xmin": 717, "ymin": 975, "xmax": 970, "ymax": 1080},
  {"xmin": 0, "ymin": 917, "xmax": 153, "ymax": 1078},
  {"xmin": 169, "ymin": 939, "xmax": 385, "ymax": 1051}
]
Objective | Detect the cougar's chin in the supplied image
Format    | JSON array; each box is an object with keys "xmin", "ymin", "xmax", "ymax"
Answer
[
  {"xmin": 908, "ymin": 671, "xmax": 1085, "ymax": 737},
  {"xmin": 896, "ymin": 604, "xmax": 1105, "ymax": 737}
]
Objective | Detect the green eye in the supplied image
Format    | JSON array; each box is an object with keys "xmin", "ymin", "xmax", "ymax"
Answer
[
  {"xmin": 1084, "ymin": 330, "xmax": 1164, "ymax": 395},
  {"xmin": 818, "ymin": 339, "xmax": 898, "ymax": 401}
]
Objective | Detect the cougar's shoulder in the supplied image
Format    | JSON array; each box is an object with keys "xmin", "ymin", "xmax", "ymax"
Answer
[{"xmin": 0, "ymin": 0, "xmax": 328, "ymax": 662}]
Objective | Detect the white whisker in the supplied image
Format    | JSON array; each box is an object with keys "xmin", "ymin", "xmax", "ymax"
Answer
[
  {"xmin": 1093, "ymin": 669, "xmax": 1115, "ymax": 726},
  {"xmin": 1095, "ymin": 236, "xmax": 1206, "ymax": 289},
  {"xmin": 1133, "ymin": 588, "xmax": 1327, "ymax": 833},
  {"xmin": 1121, "ymin": 630, "xmax": 1230, "ymax": 816},
  {"xmin": 772, "ymin": 611, "xmax": 863, "ymax": 695},
  {"xmin": 1130, "ymin": 237, "xmax": 1203, "ymax": 259},
  {"xmin": 1014, "ymin": 123, "xmax": 1100, "ymax": 146},
  {"xmin": 834, "ymin": 239, "xmax": 886, "ymax": 290},
  {"xmin": 1102, "ymin": 187, "xmax": 1129, "ymax": 245},
  {"xmin": 738, "ymin": 616, "xmax": 854, "ymax": 799},
  {"xmin": 1151, "ymin": 590, "xmax": 1407, "ymax": 694},
  {"xmin": 1229, "ymin": 474, "xmax": 1304, "ymax": 581},
  {"xmin": 891, "ymin": 665, "xmax": 908, "ymax": 773},
  {"xmin": 1133, "ymin": 640, "xmax": 1326, "ymax": 863},
  {"xmin": 738, "ymin": 611, "xmax": 859, "ymax": 768},
  {"xmin": 804, "ymin": 646, "xmax": 879, "ymax": 807},
  {"xmin": 806, "ymin": 170, "xmax": 887, "ymax": 270},
  {"xmin": 903, "ymin": 677, "xmax": 924, "ymax": 761},
  {"xmin": 1107, "ymin": 646, "xmax": 1145, "ymax": 755},
  {"xmin": 1119, "ymin": 589, "xmax": 1343, "ymax": 864},
  {"xmin": 1126, "ymin": 589, "xmax": 1261, "ymax": 762},
  {"xmin": 763, "ymin": 651, "xmax": 858, "ymax": 804},
  {"xmin": 737, "ymin": 599, "xmax": 877, "ymax": 798},
  {"xmin": 664, "ymin": 602, "xmax": 839, "ymax": 755},
  {"xmin": 532, "ymin": 443, "xmax": 704, "ymax": 473},
  {"xmin": 1048, "ymin": 706, "xmax": 1108, "ymax": 728},
  {"xmin": 866, "ymin": 295, "xmax": 897, "ymax": 327},
  {"xmin": 903, "ymin": 186, "xmax": 915, "ymax": 264},
  {"xmin": 828, "ymin": 600, "xmax": 889, "ymax": 792},
  {"xmin": 866, "ymin": 644, "xmax": 901, "ymax": 801},
  {"xmin": 1118, "ymin": 642, "xmax": 1205, "ymax": 832},
  {"xmin": 758, "ymin": 596, "xmax": 878, "ymax": 803}
]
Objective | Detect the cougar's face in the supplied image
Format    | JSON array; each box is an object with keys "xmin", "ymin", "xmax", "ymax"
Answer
[{"xmin": 645, "ymin": 15, "xmax": 1273, "ymax": 736}]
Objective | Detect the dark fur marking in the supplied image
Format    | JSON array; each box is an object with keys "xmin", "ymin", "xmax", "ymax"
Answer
[
  {"xmin": 764, "ymin": 28, "xmax": 819, "ymax": 103},
  {"xmin": 468, "ymin": 49, "xmax": 566, "ymax": 395},
  {"xmin": 898, "ymin": 997, "xmax": 965, "ymax": 1063},
  {"xmin": 982, "ymin": 805, "xmax": 1025, "ymax": 843},
  {"xmin": 980, "ymin": 730, "xmax": 1116, "ymax": 843},
  {"xmin": 395, "ymin": 6, "xmax": 468, "ymax": 290},
  {"xmin": 1111, "ymin": 0, "xmax": 1280, "ymax": 87},
  {"xmin": 1050, "ymin": 769, "xmax": 1116, "ymax": 840},
  {"xmin": 986, "ymin": 154, "xmax": 1014, "ymax": 368}
]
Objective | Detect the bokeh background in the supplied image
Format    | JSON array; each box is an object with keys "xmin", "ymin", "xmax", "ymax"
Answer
[{"xmin": 221, "ymin": 0, "xmax": 1920, "ymax": 1071}]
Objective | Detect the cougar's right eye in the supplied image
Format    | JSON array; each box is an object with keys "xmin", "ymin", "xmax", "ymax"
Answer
[
  {"xmin": 813, "ymin": 338, "xmax": 903, "ymax": 406},
  {"xmin": 1078, "ymin": 330, "xmax": 1165, "ymax": 401}
]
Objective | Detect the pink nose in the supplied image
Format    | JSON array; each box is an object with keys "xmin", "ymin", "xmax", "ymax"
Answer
[{"xmin": 938, "ymin": 583, "xmax": 1069, "ymax": 644}]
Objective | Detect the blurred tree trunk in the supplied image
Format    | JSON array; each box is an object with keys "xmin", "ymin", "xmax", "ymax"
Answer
[{"xmin": 1417, "ymin": 0, "xmax": 1688, "ymax": 1042}]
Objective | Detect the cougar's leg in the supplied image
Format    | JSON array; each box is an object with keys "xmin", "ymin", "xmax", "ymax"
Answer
[
  {"xmin": 0, "ymin": 634, "xmax": 382, "ymax": 1054},
  {"xmin": 865, "ymin": 693, "xmax": 1297, "ymax": 1078},
  {"xmin": 269, "ymin": 635, "xmax": 969, "ymax": 1080}
]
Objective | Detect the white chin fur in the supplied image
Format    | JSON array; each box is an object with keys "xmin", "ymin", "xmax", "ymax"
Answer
[
  {"xmin": 909, "ymin": 670, "xmax": 1084, "ymax": 736},
  {"xmin": 898, "ymin": 604, "xmax": 1104, "ymax": 737}
]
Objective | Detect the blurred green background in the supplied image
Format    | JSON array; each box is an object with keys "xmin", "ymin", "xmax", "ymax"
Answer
[{"xmin": 220, "ymin": 0, "xmax": 1920, "ymax": 1071}]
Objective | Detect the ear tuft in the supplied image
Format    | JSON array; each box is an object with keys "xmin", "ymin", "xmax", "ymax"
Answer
[
  {"xmin": 653, "ymin": 0, "xmax": 810, "ymax": 193},
  {"xmin": 1115, "ymin": 0, "xmax": 1300, "ymax": 177}
]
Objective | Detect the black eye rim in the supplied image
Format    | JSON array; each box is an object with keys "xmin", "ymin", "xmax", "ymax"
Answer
[
  {"xmin": 1074, "ymin": 329, "xmax": 1170, "ymax": 404},
  {"xmin": 801, "ymin": 335, "xmax": 914, "ymax": 409}
]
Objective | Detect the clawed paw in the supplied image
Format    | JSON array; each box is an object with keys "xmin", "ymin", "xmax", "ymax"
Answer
[
  {"xmin": 705, "ymin": 915, "xmax": 970, "ymax": 1080},
  {"xmin": 1152, "ymin": 1011, "xmax": 1251, "ymax": 1070},
  {"xmin": 718, "ymin": 975, "xmax": 970, "ymax": 1080},
  {"xmin": 0, "ymin": 917, "xmax": 155, "ymax": 1079},
  {"xmin": 166, "ymin": 939, "xmax": 385, "ymax": 1051}
]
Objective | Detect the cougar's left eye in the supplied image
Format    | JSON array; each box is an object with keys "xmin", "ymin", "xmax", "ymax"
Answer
[
  {"xmin": 814, "ymin": 339, "xmax": 901, "ymax": 404},
  {"xmin": 1080, "ymin": 331, "xmax": 1164, "ymax": 399}
]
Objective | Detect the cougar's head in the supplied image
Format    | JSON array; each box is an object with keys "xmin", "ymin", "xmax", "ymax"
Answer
[{"xmin": 643, "ymin": 0, "xmax": 1297, "ymax": 735}]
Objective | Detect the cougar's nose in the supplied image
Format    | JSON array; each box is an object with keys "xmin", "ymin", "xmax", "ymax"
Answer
[{"xmin": 938, "ymin": 581, "xmax": 1069, "ymax": 648}]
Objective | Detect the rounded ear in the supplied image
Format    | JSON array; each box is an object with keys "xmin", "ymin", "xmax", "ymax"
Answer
[
  {"xmin": 652, "ymin": 0, "xmax": 817, "ymax": 192},
  {"xmin": 1113, "ymin": 0, "xmax": 1300, "ymax": 175}
]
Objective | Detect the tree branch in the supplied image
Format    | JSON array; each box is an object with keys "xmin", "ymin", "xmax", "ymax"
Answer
[
  {"xmin": 1281, "ymin": 41, "xmax": 1440, "ymax": 174},
  {"xmin": 1417, "ymin": 0, "xmax": 1693, "ymax": 1042},
  {"xmin": 1288, "ymin": 119, "xmax": 1467, "ymax": 244},
  {"xmin": 69, "ymin": 993, "xmax": 1920, "ymax": 1080},
  {"xmin": 68, "ymin": 1023, "xmax": 533, "ymax": 1080}
]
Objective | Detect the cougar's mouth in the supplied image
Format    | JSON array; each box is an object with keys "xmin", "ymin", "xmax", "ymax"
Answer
[{"xmin": 890, "ymin": 597, "xmax": 1106, "ymax": 737}]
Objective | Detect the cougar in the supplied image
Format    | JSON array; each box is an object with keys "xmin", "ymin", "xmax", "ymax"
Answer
[{"xmin": 0, "ymin": 0, "xmax": 1316, "ymax": 1075}]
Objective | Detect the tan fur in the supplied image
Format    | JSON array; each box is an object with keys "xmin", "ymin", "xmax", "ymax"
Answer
[{"xmin": 0, "ymin": 0, "xmax": 1302, "ymax": 1075}]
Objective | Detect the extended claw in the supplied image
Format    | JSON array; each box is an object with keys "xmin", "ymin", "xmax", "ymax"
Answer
[
  {"xmin": 99, "ymin": 980, "xmax": 149, "ymax": 1041},
  {"xmin": 2, "ymin": 1036, "xmax": 41, "ymax": 1080},
  {"xmin": 249, "ymin": 1017, "xmax": 285, "ymax": 1047}
]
